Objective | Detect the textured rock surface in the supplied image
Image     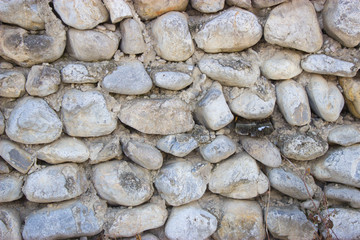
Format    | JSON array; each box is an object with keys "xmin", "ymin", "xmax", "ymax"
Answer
[
  {"xmin": 120, "ymin": 19, "xmax": 146, "ymax": 55},
  {"xmin": 0, "ymin": 71, "xmax": 25, "ymax": 98},
  {"xmin": 0, "ymin": 140, "xmax": 34, "ymax": 174},
  {"xmin": 325, "ymin": 184, "xmax": 360, "ymax": 208},
  {"xmin": 134, "ymin": 0, "xmax": 188, "ymax": 20},
  {"xmin": 157, "ymin": 134, "xmax": 198, "ymax": 157},
  {"xmin": 0, "ymin": 159, "xmax": 10, "ymax": 174},
  {"xmin": 225, "ymin": 0, "xmax": 251, "ymax": 8},
  {"xmin": 61, "ymin": 64, "xmax": 98, "ymax": 84},
  {"xmin": 328, "ymin": 125, "xmax": 360, "ymax": 146},
  {"xmin": 191, "ymin": 0, "xmax": 224, "ymax": 13},
  {"xmin": 340, "ymin": 77, "xmax": 360, "ymax": 118},
  {"xmin": 0, "ymin": 208, "xmax": 21, "ymax": 240},
  {"xmin": 200, "ymin": 135, "xmax": 236, "ymax": 163},
  {"xmin": 124, "ymin": 140, "xmax": 163, "ymax": 170},
  {"xmin": 104, "ymin": 0, "xmax": 132, "ymax": 23},
  {"xmin": 0, "ymin": 111, "xmax": 4, "ymax": 135},
  {"xmin": 0, "ymin": 173, "xmax": 23, "ymax": 202},
  {"xmin": 253, "ymin": 0, "xmax": 286, "ymax": 8},
  {"xmin": 153, "ymin": 71, "xmax": 193, "ymax": 90},
  {"xmin": 26, "ymin": 65, "xmax": 61, "ymax": 97},
  {"xmin": 85, "ymin": 135, "xmax": 122, "ymax": 164}
]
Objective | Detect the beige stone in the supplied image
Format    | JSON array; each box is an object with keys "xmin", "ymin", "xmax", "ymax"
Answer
[
  {"xmin": 134, "ymin": 0, "xmax": 188, "ymax": 20},
  {"xmin": 191, "ymin": 0, "xmax": 224, "ymax": 13},
  {"xmin": 0, "ymin": 72, "xmax": 25, "ymax": 98},
  {"xmin": 103, "ymin": 0, "xmax": 132, "ymax": 23},
  {"xmin": 339, "ymin": 77, "xmax": 360, "ymax": 118},
  {"xmin": 120, "ymin": 19, "xmax": 146, "ymax": 55}
]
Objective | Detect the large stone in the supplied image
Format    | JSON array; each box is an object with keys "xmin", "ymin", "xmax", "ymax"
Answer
[
  {"xmin": 153, "ymin": 71, "xmax": 193, "ymax": 90},
  {"xmin": 0, "ymin": 111, "xmax": 4, "ymax": 135},
  {"xmin": 264, "ymin": 0, "xmax": 323, "ymax": 53},
  {"xmin": 328, "ymin": 125, "xmax": 360, "ymax": 146},
  {"xmin": 102, "ymin": 60, "xmax": 152, "ymax": 95},
  {"xmin": 0, "ymin": 208, "xmax": 21, "ymax": 240},
  {"xmin": 23, "ymin": 163, "xmax": 87, "ymax": 203},
  {"xmin": 67, "ymin": 28, "xmax": 121, "ymax": 62},
  {"xmin": 26, "ymin": 65, "xmax": 61, "ymax": 97},
  {"xmin": 323, "ymin": 0, "xmax": 360, "ymax": 48},
  {"xmin": 276, "ymin": 80, "xmax": 311, "ymax": 126},
  {"xmin": 85, "ymin": 135, "xmax": 122, "ymax": 164},
  {"xmin": 61, "ymin": 89, "xmax": 117, "ymax": 137},
  {"xmin": 124, "ymin": 140, "xmax": 163, "ymax": 170},
  {"xmin": 103, "ymin": 0, "xmax": 132, "ymax": 23},
  {"xmin": 120, "ymin": 19, "xmax": 146, "ymax": 55},
  {"xmin": 200, "ymin": 135, "xmax": 236, "ymax": 163},
  {"xmin": 312, "ymin": 144, "xmax": 360, "ymax": 188},
  {"xmin": 61, "ymin": 63, "xmax": 98, "ymax": 84},
  {"xmin": 93, "ymin": 160, "xmax": 153, "ymax": 206},
  {"xmin": 325, "ymin": 184, "xmax": 360, "ymax": 208},
  {"xmin": 340, "ymin": 77, "xmax": 360, "ymax": 118},
  {"xmin": 53, "ymin": 0, "xmax": 109, "ymax": 30},
  {"xmin": 157, "ymin": 134, "xmax": 198, "ymax": 157},
  {"xmin": 119, "ymin": 98, "xmax": 194, "ymax": 135},
  {"xmin": 134, "ymin": 0, "xmax": 188, "ymax": 20},
  {"xmin": 0, "ymin": 71, "xmax": 25, "ymax": 98},
  {"xmin": 0, "ymin": 140, "xmax": 33, "ymax": 174},
  {"xmin": 152, "ymin": 12, "xmax": 194, "ymax": 62},
  {"xmin": 225, "ymin": 0, "xmax": 251, "ymax": 8},
  {"xmin": 0, "ymin": 173, "xmax": 23, "ymax": 202},
  {"xmin": 194, "ymin": 8, "xmax": 262, "ymax": 53},
  {"xmin": 191, "ymin": 0, "xmax": 224, "ymax": 13}
]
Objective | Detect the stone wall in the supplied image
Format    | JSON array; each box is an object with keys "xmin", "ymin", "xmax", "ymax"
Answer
[{"xmin": 1, "ymin": 0, "xmax": 360, "ymax": 239}]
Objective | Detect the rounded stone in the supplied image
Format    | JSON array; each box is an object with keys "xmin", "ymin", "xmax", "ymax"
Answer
[
  {"xmin": 153, "ymin": 72, "xmax": 193, "ymax": 91},
  {"xmin": 199, "ymin": 135, "xmax": 236, "ymax": 163},
  {"xmin": 103, "ymin": 0, "xmax": 132, "ymax": 23},
  {"xmin": 133, "ymin": 0, "xmax": 188, "ymax": 20},
  {"xmin": 328, "ymin": 125, "xmax": 360, "ymax": 147},
  {"xmin": 26, "ymin": 65, "xmax": 61, "ymax": 97},
  {"xmin": 157, "ymin": 134, "xmax": 198, "ymax": 158},
  {"xmin": 120, "ymin": 19, "xmax": 146, "ymax": 55},
  {"xmin": 0, "ymin": 173, "xmax": 23, "ymax": 202},
  {"xmin": 0, "ymin": 71, "xmax": 25, "ymax": 98},
  {"xmin": 340, "ymin": 77, "xmax": 360, "ymax": 118},
  {"xmin": 191, "ymin": 0, "xmax": 224, "ymax": 13}
]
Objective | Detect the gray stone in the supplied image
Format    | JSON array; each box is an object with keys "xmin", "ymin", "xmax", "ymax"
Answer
[
  {"xmin": 276, "ymin": 80, "xmax": 311, "ymax": 126},
  {"xmin": 67, "ymin": 28, "xmax": 121, "ymax": 62},
  {"xmin": 301, "ymin": 54, "xmax": 358, "ymax": 77},
  {"xmin": 53, "ymin": 0, "xmax": 109, "ymax": 30},
  {"xmin": 0, "ymin": 140, "xmax": 34, "ymax": 174},
  {"xmin": 323, "ymin": 0, "xmax": 360, "ymax": 47},
  {"xmin": 328, "ymin": 125, "xmax": 360, "ymax": 146},
  {"xmin": 253, "ymin": 0, "xmax": 287, "ymax": 8},
  {"xmin": 225, "ymin": 0, "xmax": 251, "ymax": 8},
  {"xmin": 264, "ymin": 0, "xmax": 323, "ymax": 53},
  {"xmin": 194, "ymin": 8, "xmax": 262, "ymax": 53},
  {"xmin": 23, "ymin": 163, "xmax": 87, "ymax": 203},
  {"xmin": 93, "ymin": 160, "xmax": 153, "ymax": 206},
  {"xmin": 154, "ymin": 158, "xmax": 212, "ymax": 206},
  {"xmin": 306, "ymin": 74, "xmax": 344, "ymax": 122},
  {"xmin": 102, "ymin": 60, "xmax": 152, "ymax": 95},
  {"xmin": 61, "ymin": 64, "xmax": 98, "ymax": 84},
  {"xmin": 26, "ymin": 65, "xmax": 60, "ymax": 97},
  {"xmin": 119, "ymin": 98, "xmax": 194, "ymax": 135},
  {"xmin": 0, "ymin": 159, "xmax": 10, "ymax": 174},
  {"xmin": 0, "ymin": 173, "xmax": 23, "ymax": 202},
  {"xmin": 104, "ymin": 0, "xmax": 132, "ymax": 23},
  {"xmin": 0, "ymin": 111, "xmax": 4, "ymax": 135},
  {"xmin": 61, "ymin": 89, "xmax": 117, "ymax": 137},
  {"xmin": 153, "ymin": 71, "xmax": 193, "ymax": 90},
  {"xmin": 0, "ymin": 72, "xmax": 25, "ymax": 98},
  {"xmin": 240, "ymin": 136, "xmax": 282, "ymax": 167},
  {"xmin": 124, "ymin": 140, "xmax": 163, "ymax": 170},
  {"xmin": 191, "ymin": 0, "xmax": 224, "ymax": 13},
  {"xmin": 209, "ymin": 152, "xmax": 269, "ymax": 199},
  {"xmin": 152, "ymin": 12, "xmax": 194, "ymax": 62},
  {"xmin": 266, "ymin": 207, "xmax": 317, "ymax": 240},
  {"xmin": 312, "ymin": 144, "xmax": 360, "ymax": 188},
  {"xmin": 157, "ymin": 134, "xmax": 198, "ymax": 157},
  {"xmin": 200, "ymin": 135, "xmax": 236, "ymax": 163},
  {"xmin": 85, "ymin": 136, "xmax": 122, "ymax": 164},
  {"xmin": 134, "ymin": 0, "xmax": 188, "ymax": 20},
  {"xmin": 22, "ymin": 197, "xmax": 107, "ymax": 240},
  {"xmin": 0, "ymin": 208, "xmax": 21, "ymax": 240},
  {"xmin": 325, "ymin": 184, "xmax": 360, "ymax": 208},
  {"xmin": 120, "ymin": 19, "xmax": 146, "ymax": 55},
  {"xmin": 195, "ymin": 82, "xmax": 234, "ymax": 131}
]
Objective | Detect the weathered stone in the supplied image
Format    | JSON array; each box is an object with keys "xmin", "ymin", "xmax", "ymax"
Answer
[
  {"xmin": 67, "ymin": 28, "xmax": 121, "ymax": 62},
  {"xmin": 120, "ymin": 19, "xmax": 146, "ymax": 55},
  {"xmin": 134, "ymin": 0, "xmax": 188, "ymax": 20},
  {"xmin": 240, "ymin": 136, "xmax": 282, "ymax": 167},
  {"xmin": 195, "ymin": 82, "xmax": 234, "ymax": 131},
  {"xmin": 124, "ymin": 140, "xmax": 163, "ymax": 170},
  {"xmin": 26, "ymin": 65, "xmax": 60, "ymax": 97},
  {"xmin": 325, "ymin": 184, "xmax": 360, "ymax": 208},
  {"xmin": 253, "ymin": 0, "xmax": 287, "ymax": 8},
  {"xmin": 93, "ymin": 160, "xmax": 153, "ymax": 206},
  {"xmin": 340, "ymin": 77, "xmax": 360, "ymax": 118},
  {"xmin": 264, "ymin": 0, "xmax": 323, "ymax": 53},
  {"xmin": 312, "ymin": 144, "xmax": 360, "ymax": 188},
  {"xmin": 198, "ymin": 52, "xmax": 260, "ymax": 87},
  {"xmin": 103, "ymin": 0, "xmax": 132, "ymax": 23},
  {"xmin": 153, "ymin": 71, "xmax": 193, "ymax": 91},
  {"xmin": 123, "ymin": 234, "xmax": 159, "ymax": 240},
  {"xmin": 235, "ymin": 118, "xmax": 274, "ymax": 137},
  {"xmin": 61, "ymin": 89, "xmax": 117, "ymax": 137},
  {"xmin": 152, "ymin": 12, "xmax": 194, "ymax": 62},
  {"xmin": 267, "ymin": 207, "xmax": 317, "ymax": 240},
  {"xmin": 306, "ymin": 74, "xmax": 344, "ymax": 122},
  {"xmin": 22, "ymin": 197, "xmax": 107, "ymax": 240},
  {"xmin": 53, "ymin": 0, "xmax": 109, "ymax": 30},
  {"xmin": 0, "ymin": 159, "xmax": 10, "ymax": 174},
  {"xmin": 323, "ymin": 0, "xmax": 360, "ymax": 48},
  {"xmin": 23, "ymin": 163, "xmax": 87, "ymax": 203},
  {"xmin": 225, "ymin": 0, "xmax": 251, "ymax": 8},
  {"xmin": 0, "ymin": 111, "xmax": 4, "ymax": 135},
  {"xmin": 0, "ymin": 173, "xmax": 23, "ymax": 202},
  {"xmin": 61, "ymin": 63, "xmax": 98, "ymax": 84},
  {"xmin": 0, "ymin": 140, "xmax": 34, "ymax": 174},
  {"xmin": 328, "ymin": 125, "xmax": 360, "ymax": 146},
  {"xmin": 276, "ymin": 80, "xmax": 311, "ymax": 126},
  {"xmin": 85, "ymin": 136, "xmax": 122, "ymax": 164},
  {"xmin": 200, "ymin": 135, "xmax": 236, "ymax": 163},
  {"xmin": 0, "ymin": 208, "xmax": 21, "ymax": 240},
  {"xmin": 157, "ymin": 134, "xmax": 198, "ymax": 157},
  {"xmin": 119, "ymin": 98, "xmax": 194, "ymax": 135},
  {"xmin": 0, "ymin": 72, "xmax": 25, "ymax": 98},
  {"xmin": 194, "ymin": 8, "xmax": 262, "ymax": 53},
  {"xmin": 154, "ymin": 158, "xmax": 212, "ymax": 206},
  {"xmin": 191, "ymin": 0, "xmax": 224, "ymax": 13},
  {"xmin": 102, "ymin": 60, "xmax": 152, "ymax": 95}
]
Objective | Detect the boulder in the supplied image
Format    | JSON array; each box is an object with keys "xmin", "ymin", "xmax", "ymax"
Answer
[{"xmin": 26, "ymin": 65, "xmax": 60, "ymax": 97}]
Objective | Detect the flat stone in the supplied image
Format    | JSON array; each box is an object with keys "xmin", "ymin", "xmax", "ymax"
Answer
[
  {"xmin": 85, "ymin": 136, "xmax": 122, "ymax": 164},
  {"xmin": 0, "ymin": 72, "xmax": 25, "ymax": 98},
  {"xmin": 264, "ymin": 0, "xmax": 323, "ymax": 53},
  {"xmin": 23, "ymin": 163, "xmax": 87, "ymax": 203},
  {"xmin": 93, "ymin": 160, "xmax": 153, "ymax": 206},
  {"xmin": 157, "ymin": 134, "xmax": 198, "ymax": 157},
  {"xmin": 61, "ymin": 89, "xmax": 117, "ymax": 137},
  {"xmin": 323, "ymin": 0, "xmax": 360, "ymax": 47},
  {"xmin": 195, "ymin": 82, "xmax": 234, "ymax": 131},
  {"xmin": 120, "ymin": 19, "xmax": 146, "ymax": 55},
  {"xmin": 191, "ymin": 0, "xmax": 224, "ymax": 13},
  {"xmin": 276, "ymin": 80, "xmax": 311, "ymax": 126},
  {"xmin": 240, "ymin": 136, "xmax": 282, "ymax": 167},
  {"xmin": 0, "ymin": 173, "xmax": 23, "ymax": 202},
  {"xmin": 153, "ymin": 71, "xmax": 193, "ymax": 91},
  {"xmin": 0, "ymin": 140, "xmax": 34, "ymax": 174},
  {"xmin": 0, "ymin": 111, "xmax": 4, "ymax": 135},
  {"xmin": 312, "ymin": 144, "xmax": 360, "ymax": 188},
  {"xmin": 340, "ymin": 77, "xmax": 360, "ymax": 118},
  {"xmin": 22, "ymin": 197, "xmax": 107, "ymax": 240},
  {"xmin": 124, "ymin": 140, "xmax": 163, "ymax": 170},
  {"xmin": 328, "ymin": 125, "xmax": 360, "ymax": 146},
  {"xmin": 225, "ymin": 0, "xmax": 251, "ymax": 8},
  {"xmin": 53, "ymin": 0, "xmax": 109, "ymax": 30},
  {"xmin": 119, "ymin": 98, "xmax": 194, "ymax": 135},
  {"xmin": 134, "ymin": 0, "xmax": 188, "ymax": 20},
  {"xmin": 0, "ymin": 208, "xmax": 21, "ymax": 240},
  {"xmin": 235, "ymin": 118, "xmax": 274, "ymax": 137},
  {"xmin": 102, "ymin": 60, "xmax": 152, "ymax": 95},
  {"xmin": 61, "ymin": 64, "xmax": 98, "ymax": 84},
  {"xmin": 67, "ymin": 28, "xmax": 121, "ymax": 62},
  {"xmin": 325, "ymin": 184, "xmax": 360, "ymax": 208},
  {"xmin": 267, "ymin": 207, "xmax": 317, "ymax": 240},
  {"xmin": 0, "ymin": 159, "xmax": 10, "ymax": 174},
  {"xmin": 253, "ymin": 0, "xmax": 287, "ymax": 8},
  {"xmin": 103, "ymin": 0, "xmax": 132, "ymax": 23},
  {"xmin": 152, "ymin": 12, "xmax": 194, "ymax": 62},
  {"xmin": 194, "ymin": 8, "xmax": 262, "ymax": 53},
  {"xmin": 26, "ymin": 65, "xmax": 60, "ymax": 97},
  {"xmin": 200, "ymin": 135, "xmax": 236, "ymax": 163},
  {"xmin": 306, "ymin": 74, "xmax": 344, "ymax": 122}
]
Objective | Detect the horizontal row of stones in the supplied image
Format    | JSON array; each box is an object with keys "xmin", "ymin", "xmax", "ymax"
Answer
[{"xmin": 1, "ymin": 0, "xmax": 360, "ymax": 66}]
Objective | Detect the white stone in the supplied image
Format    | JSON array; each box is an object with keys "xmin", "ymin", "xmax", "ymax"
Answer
[
  {"xmin": 325, "ymin": 184, "xmax": 360, "ymax": 208},
  {"xmin": 103, "ymin": 0, "xmax": 132, "ymax": 23},
  {"xmin": 0, "ymin": 71, "xmax": 25, "ymax": 98},
  {"xmin": 157, "ymin": 134, "xmax": 198, "ymax": 157},
  {"xmin": 328, "ymin": 125, "xmax": 360, "ymax": 147},
  {"xmin": 120, "ymin": 19, "xmax": 146, "ymax": 55},
  {"xmin": 0, "ymin": 173, "xmax": 23, "ymax": 202},
  {"xmin": 200, "ymin": 135, "xmax": 236, "ymax": 163},
  {"xmin": 0, "ymin": 140, "xmax": 34, "ymax": 174},
  {"xmin": 153, "ymin": 71, "xmax": 193, "ymax": 90},
  {"xmin": 191, "ymin": 0, "xmax": 225, "ymax": 13},
  {"xmin": 26, "ymin": 65, "xmax": 60, "ymax": 97},
  {"xmin": 61, "ymin": 64, "xmax": 97, "ymax": 84}
]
